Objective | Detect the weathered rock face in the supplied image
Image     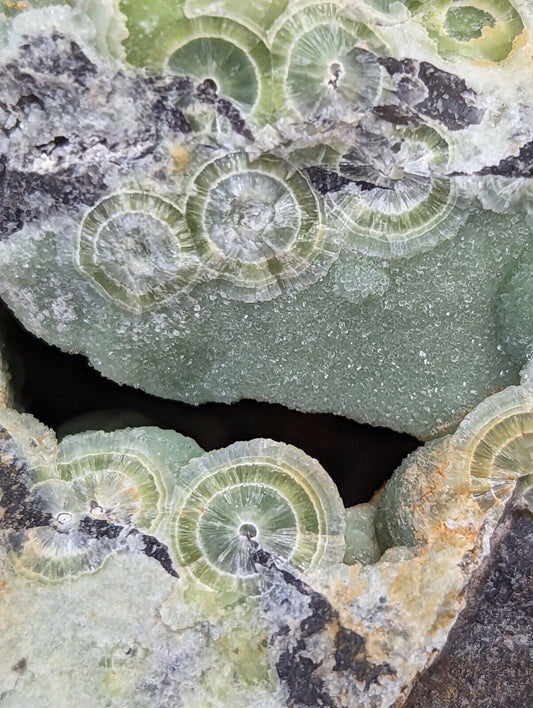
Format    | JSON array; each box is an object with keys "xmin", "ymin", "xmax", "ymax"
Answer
[{"xmin": 404, "ymin": 501, "xmax": 533, "ymax": 708}]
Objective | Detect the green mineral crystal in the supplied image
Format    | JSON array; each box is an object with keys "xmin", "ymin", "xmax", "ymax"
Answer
[
  {"xmin": 1, "ymin": 0, "xmax": 533, "ymax": 436},
  {"xmin": 1, "ymin": 0, "xmax": 533, "ymax": 705}
]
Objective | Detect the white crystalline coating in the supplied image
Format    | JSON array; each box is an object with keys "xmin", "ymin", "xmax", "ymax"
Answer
[
  {"xmin": 76, "ymin": 192, "xmax": 204, "ymax": 313},
  {"xmin": 169, "ymin": 439, "xmax": 346, "ymax": 594},
  {"xmin": 452, "ymin": 381, "xmax": 533, "ymax": 510},
  {"xmin": 331, "ymin": 255, "xmax": 390, "ymax": 303}
]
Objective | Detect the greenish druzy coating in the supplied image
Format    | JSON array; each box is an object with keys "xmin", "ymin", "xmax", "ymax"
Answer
[
  {"xmin": 498, "ymin": 248, "xmax": 533, "ymax": 366},
  {"xmin": 0, "ymin": 0, "xmax": 532, "ymax": 441}
]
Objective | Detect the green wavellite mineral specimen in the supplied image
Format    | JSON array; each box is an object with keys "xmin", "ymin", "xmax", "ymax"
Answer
[
  {"xmin": 1, "ymin": 0, "xmax": 533, "ymax": 437},
  {"xmin": 1, "ymin": 348, "xmax": 532, "ymax": 705},
  {"xmin": 0, "ymin": 0, "xmax": 532, "ymax": 508}
]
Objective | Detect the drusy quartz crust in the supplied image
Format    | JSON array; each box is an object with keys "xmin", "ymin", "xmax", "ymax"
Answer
[{"xmin": 1, "ymin": 1, "xmax": 533, "ymax": 706}]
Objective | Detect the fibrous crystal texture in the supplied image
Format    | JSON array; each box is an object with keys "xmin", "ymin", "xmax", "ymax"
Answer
[
  {"xmin": 1, "ymin": 2, "xmax": 533, "ymax": 706},
  {"xmin": 1, "ymin": 354, "xmax": 532, "ymax": 706},
  {"xmin": 1, "ymin": 0, "xmax": 533, "ymax": 437}
]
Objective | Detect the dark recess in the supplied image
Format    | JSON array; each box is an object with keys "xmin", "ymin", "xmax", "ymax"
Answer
[{"xmin": 1, "ymin": 303, "xmax": 419, "ymax": 507}]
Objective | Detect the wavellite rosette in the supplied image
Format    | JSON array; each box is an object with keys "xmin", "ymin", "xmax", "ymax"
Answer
[
  {"xmin": 452, "ymin": 378, "xmax": 533, "ymax": 511},
  {"xmin": 77, "ymin": 192, "xmax": 203, "ymax": 313},
  {"xmin": 11, "ymin": 428, "xmax": 203, "ymax": 582},
  {"xmin": 375, "ymin": 359, "xmax": 533, "ymax": 551},
  {"xmin": 169, "ymin": 439, "xmax": 346, "ymax": 595},
  {"xmin": 406, "ymin": 0, "xmax": 525, "ymax": 62},
  {"xmin": 326, "ymin": 124, "xmax": 469, "ymax": 258},
  {"xmin": 121, "ymin": 9, "xmax": 272, "ymax": 123},
  {"xmin": 185, "ymin": 152, "xmax": 335, "ymax": 301},
  {"xmin": 1, "ymin": 0, "xmax": 533, "ymax": 440},
  {"xmin": 269, "ymin": 2, "xmax": 385, "ymax": 121}
]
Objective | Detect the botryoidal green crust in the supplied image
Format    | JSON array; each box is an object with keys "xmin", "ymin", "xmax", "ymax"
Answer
[
  {"xmin": 1, "ymin": 357, "xmax": 532, "ymax": 706},
  {"xmin": 0, "ymin": 0, "xmax": 532, "ymax": 437}
]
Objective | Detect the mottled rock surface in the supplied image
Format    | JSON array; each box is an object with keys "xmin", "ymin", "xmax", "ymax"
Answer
[{"xmin": 404, "ymin": 502, "xmax": 533, "ymax": 708}]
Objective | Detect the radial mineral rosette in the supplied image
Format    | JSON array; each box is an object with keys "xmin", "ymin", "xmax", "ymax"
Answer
[
  {"xmin": 270, "ymin": 3, "xmax": 384, "ymax": 121},
  {"xmin": 13, "ymin": 478, "xmax": 115, "ymax": 582},
  {"xmin": 453, "ymin": 384, "xmax": 533, "ymax": 510},
  {"xmin": 186, "ymin": 152, "xmax": 334, "ymax": 301},
  {"xmin": 326, "ymin": 125, "xmax": 468, "ymax": 258},
  {"xmin": 169, "ymin": 439, "xmax": 346, "ymax": 594},
  {"xmin": 76, "ymin": 191, "xmax": 202, "ymax": 313},
  {"xmin": 11, "ymin": 428, "xmax": 200, "ymax": 582},
  {"xmin": 165, "ymin": 16, "xmax": 272, "ymax": 120},
  {"xmin": 57, "ymin": 429, "xmax": 175, "ymax": 532}
]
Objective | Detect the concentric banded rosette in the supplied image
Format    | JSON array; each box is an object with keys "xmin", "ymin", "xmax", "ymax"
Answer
[
  {"xmin": 76, "ymin": 191, "xmax": 202, "ymax": 313},
  {"xmin": 326, "ymin": 125, "xmax": 468, "ymax": 258},
  {"xmin": 185, "ymin": 152, "xmax": 335, "ymax": 301},
  {"xmin": 169, "ymin": 439, "xmax": 345, "ymax": 595},
  {"xmin": 453, "ymin": 385, "xmax": 533, "ymax": 510},
  {"xmin": 408, "ymin": 0, "xmax": 524, "ymax": 63},
  {"xmin": 270, "ymin": 3, "xmax": 384, "ymax": 121},
  {"xmin": 164, "ymin": 17, "xmax": 272, "ymax": 120},
  {"xmin": 12, "ymin": 429, "xmax": 188, "ymax": 583},
  {"xmin": 13, "ymin": 478, "xmax": 115, "ymax": 582},
  {"xmin": 58, "ymin": 430, "xmax": 170, "ymax": 532}
]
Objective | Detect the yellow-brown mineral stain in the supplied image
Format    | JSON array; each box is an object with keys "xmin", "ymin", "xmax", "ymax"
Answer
[
  {"xmin": 170, "ymin": 145, "xmax": 189, "ymax": 172},
  {"xmin": 3, "ymin": 0, "xmax": 27, "ymax": 10}
]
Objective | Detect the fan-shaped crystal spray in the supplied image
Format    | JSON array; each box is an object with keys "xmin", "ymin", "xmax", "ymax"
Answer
[
  {"xmin": 326, "ymin": 125, "xmax": 468, "ymax": 258},
  {"xmin": 12, "ymin": 428, "xmax": 202, "ymax": 582},
  {"xmin": 453, "ymin": 384, "xmax": 533, "ymax": 510},
  {"xmin": 185, "ymin": 152, "xmax": 336, "ymax": 301},
  {"xmin": 76, "ymin": 192, "xmax": 203, "ymax": 313},
  {"xmin": 270, "ymin": 3, "xmax": 384, "ymax": 121},
  {"xmin": 169, "ymin": 439, "xmax": 345, "ymax": 594}
]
